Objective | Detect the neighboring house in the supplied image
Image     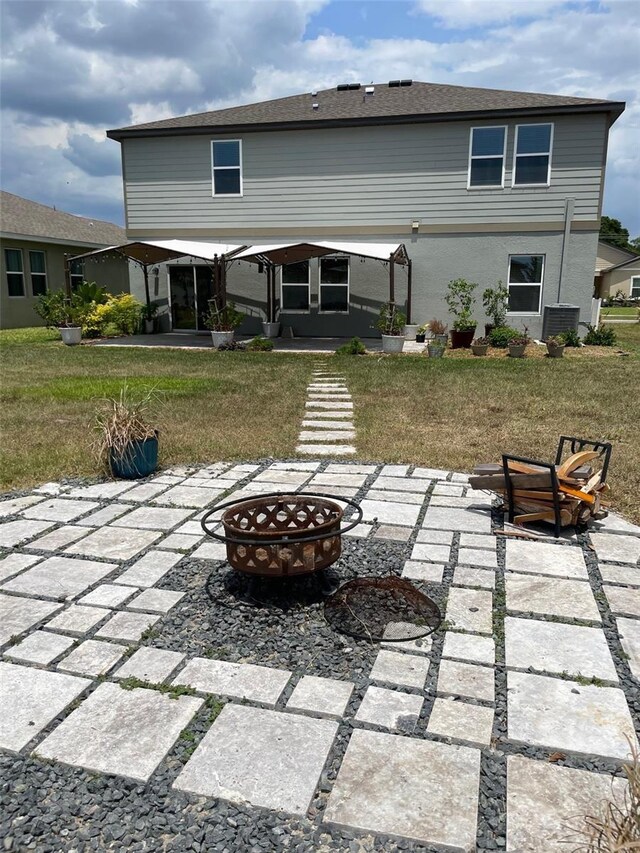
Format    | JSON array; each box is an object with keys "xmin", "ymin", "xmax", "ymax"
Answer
[
  {"xmin": 106, "ymin": 80, "xmax": 625, "ymax": 338},
  {"xmin": 0, "ymin": 192, "xmax": 131, "ymax": 329},
  {"xmin": 594, "ymin": 240, "xmax": 640, "ymax": 300}
]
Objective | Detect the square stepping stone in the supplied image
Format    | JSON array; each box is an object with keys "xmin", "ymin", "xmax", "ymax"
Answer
[
  {"xmin": 67, "ymin": 482, "xmax": 136, "ymax": 500},
  {"xmin": 116, "ymin": 550, "xmax": 182, "ymax": 587},
  {"xmin": 427, "ymin": 697, "xmax": 494, "ymax": 747},
  {"xmin": 156, "ymin": 533, "xmax": 202, "ymax": 551},
  {"xmin": 373, "ymin": 476, "xmax": 428, "ymax": 493},
  {"xmin": 152, "ymin": 486, "xmax": 222, "ymax": 509},
  {"xmin": 298, "ymin": 430, "xmax": 355, "ymax": 442},
  {"xmin": 174, "ymin": 520, "xmax": 207, "ymax": 536},
  {"xmin": 35, "ymin": 681, "xmax": 202, "ymax": 781},
  {"xmin": 190, "ymin": 541, "xmax": 227, "ymax": 561},
  {"xmin": 401, "ymin": 561, "xmax": 444, "ymax": 583},
  {"xmin": 599, "ymin": 563, "xmax": 640, "ymax": 587},
  {"xmin": 381, "ymin": 465, "xmax": 410, "ymax": 476},
  {"xmin": 297, "ymin": 443, "xmax": 356, "ymax": 456},
  {"xmin": 505, "ymin": 539, "xmax": 588, "ymax": 579},
  {"xmin": 0, "ymin": 495, "xmax": 45, "ymax": 517},
  {"xmin": 412, "ymin": 467, "xmax": 449, "ymax": 478},
  {"xmin": 5, "ymin": 630, "xmax": 75, "ymax": 665},
  {"xmin": 58, "ymin": 639, "xmax": 126, "ymax": 676},
  {"xmin": 355, "ymin": 686, "xmax": 423, "ymax": 732},
  {"xmin": 65, "ymin": 526, "xmax": 162, "ymax": 561},
  {"xmin": 325, "ymin": 464, "xmax": 375, "ymax": 474},
  {"xmin": 306, "ymin": 401, "xmax": 353, "ymax": 410},
  {"xmin": 411, "ymin": 543, "xmax": 451, "ymax": 563},
  {"xmin": 46, "ymin": 605, "xmax": 109, "ymax": 635},
  {"xmin": 432, "ymin": 483, "xmax": 464, "ymax": 497},
  {"xmin": 174, "ymin": 704, "xmax": 337, "ymax": 814},
  {"xmin": 459, "ymin": 533, "xmax": 496, "ymax": 550},
  {"xmin": 0, "ymin": 594, "xmax": 62, "ymax": 646},
  {"xmin": 416, "ymin": 529, "xmax": 454, "ymax": 545},
  {"xmin": 253, "ymin": 470, "xmax": 311, "ymax": 486},
  {"xmin": 25, "ymin": 525, "xmax": 91, "ymax": 551},
  {"xmin": 591, "ymin": 513, "xmax": 640, "ymax": 537},
  {"xmin": 381, "ymin": 629, "xmax": 432, "ymax": 655},
  {"xmin": 0, "ymin": 662, "xmax": 90, "ymax": 752},
  {"xmin": 1, "ymin": 556, "xmax": 117, "ymax": 601},
  {"xmin": 617, "ymin": 617, "xmax": 640, "ymax": 679},
  {"xmin": 114, "ymin": 647, "xmax": 185, "ymax": 683},
  {"xmin": 342, "ymin": 523, "xmax": 372, "ymax": 539},
  {"xmin": 173, "ymin": 658, "xmax": 291, "ymax": 706},
  {"xmin": 372, "ymin": 525, "xmax": 413, "ymax": 542},
  {"xmin": 119, "ymin": 482, "xmax": 171, "ymax": 502},
  {"xmin": 507, "ymin": 756, "xmax": 628, "ymax": 853},
  {"xmin": 126, "ymin": 588, "xmax": 185, "ymax": 613},
  {"xmin": 446, "ymin": 587, "xmax": 493, "ymax": 635},
  {"xmin": 0, "ymin": 519, "xmax": 54, "ymax": 547},
  {"xmin": 359, "ymin": 500, "xmax": 420, "ymax": 527},
  {"xmin": 604, "ymin": 585, "xmax": 640, "ymax": 618},
  {"xmin": 506, "ymin": 574, "xmax": 600, "ymax": 622},
  {"xmin": 324, "ymin": 729, "xmax": 480, "ymax": 850},
  {"xmin": 422, "ymin": 506, "xmax": 491, "ymax": 534},
  {"xmin": 366, "ymin": 489, "xmax": 423, "ymax": 505},
  {"xmin": 370, "ymin": 649, "xmax": 430, "ymax": 689},
  {"xmin": 507, "ymin": 670, "xmax": 638, "ymax": 760},
  {"xmin": 437, "ymin": 659, "xmax": 494, "ymax": 702},
  {"xmin": 110, "ymin": 506, "xmax": 192, "ymax": 531},
  {"xmin": 80, "ymin": 504, "xmax": 131, "ymax": 527},
  {"xmin": 442, "ymin": 632, "xmax": 495, "ymax": 665},
  {"xmin": 452, "ymin": 566, "xmax": 495, "ymax": 589},
  {"xmin": 22, "ymin": 498, "xmax": 99, "ymax": 523},
  {"xmin": 286, "ymin": 675, "xmax": 354, "ymax": 719},
  {"xmin": 78, "ymin": 584, "xmax": 138, "ymax": 609},
  {"xmin": 0, "ymin": 553, "xmax": 41, "ymax": 583},
  {"xmin": 430, "ymin": 495, "xmax": 479, "ymax": 508},
  {"xmin": 590, "ymin": 532, "xmax": 640, "ymax": 565},
  {"xmin": 95, "ymin": 610, "xmax": 160, "ymax": 642},
  {"xmin": 457, "ymin": 548, "xmax": 498, "ymax": 569},
  {"xmin": 302, "ymin": 419, "xmax": 355, "ymax": 431},
  {"xmin": 505, "ymin": 617, "xmax": 618, "ymax": 682},
  {"xmin": 270, "ymin": 462, "xmax": 321, "ymax": 472}
]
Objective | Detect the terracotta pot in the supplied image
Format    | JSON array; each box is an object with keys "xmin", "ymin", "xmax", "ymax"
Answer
[
  {"xmin": 59, "ymin": 326, "xmax": 82, "ymax": 346},
  {"xmin": 508, "ymin": 343, "xmax": 527, "ymax": 358},
  {"xmin": 381, "ymin": 335, "xmax": 405, "ymax": 353},
  {"xmin": 211, "ymin": 330, "xmax": 234, "ymax": 347},
  {"xmin": 546, "ymin": 342, "xmax": 565, "ymax": 358},
  {"xmin": 450, "ymin": 327, "xmax": 476, "ymax": 349},
  {"xmin": 471, "ymin": 343, "xmax": 489, "ymax": 356}
]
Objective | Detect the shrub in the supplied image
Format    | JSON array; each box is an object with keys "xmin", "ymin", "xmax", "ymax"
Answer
[
  {"xmin": 583, "ymin": 324, "xmax": 617, "ymax": 346},
  {"xmin": 559, "ymin": 328, "xmax": 581, "ymax": 347},
  {"xmin": 488, "ymin": 326, "xmax": 521, "ymax": 347},
  {"xmin": 336, "ymin": 336, "xmax": 366, "ymax": 355},
  {"xmin": 482, "ymin": 281, "xmax": 509, "ymax": 327},
  {"xmin": 376, "ymin": 302, "xmax": 406, "ymax": 335},
  {"xmin": 445, "ymin": 278, "xmax": 477, "ymax": 331},
  {"xmin": 204, "ymin": 302, "xmax": 244, "ymax": 331},
  {"xmin": 35, "ymin": 291, "xmax": 79, "ymax": 328},
  {"xmin": 429, "ymin": 319, "xmax": 447, "ymax": 336},
  {"xmin": 246, "ymin": 335, "xmax": 274, "ymax": 351},
  {"xmin": 84, "ymin": 294, "xmax": 144, "ymax": 337}
]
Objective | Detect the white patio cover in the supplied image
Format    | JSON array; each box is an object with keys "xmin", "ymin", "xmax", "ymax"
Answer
[
  {"xmin": 232, "ymin": 241, "xmax": 407, "ymax": 263},
  {"xmin": 70, "ymin": 238, "xmax": 243, "ymax": 264}
]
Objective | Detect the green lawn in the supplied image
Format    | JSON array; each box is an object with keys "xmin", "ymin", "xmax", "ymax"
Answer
[
  {"xmin": 2, "ymin": 325, "xmax": 639, "ymax": 523},
  {"xmin": 601, "ymin": 306, "xmax": 639, "ymax": 316}
]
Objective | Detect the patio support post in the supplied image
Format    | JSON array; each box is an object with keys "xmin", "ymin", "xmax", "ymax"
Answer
[
  {"xmin": 212, "ymin": 255, "xmax": 220, "ymax": 310},
  {"xmin": 142, "ymin": 264, "xmax": 151, "ymax": 310},
  {"xmin": 266, "ymin": 264, "xmax": 272, "ymax": 324},
  {"xmin": 388, "ymin": 252, "xmax": 395, "ymax": 304},
  {"xmin": 407, "ymin": 258, "xmax": 413, "ymax": 323},
  {"xmin": 63, "ymin": 255, "xmax": 72, "ymax": 299},
  {"xmin": 270, "ymin": 266, "xmax": 277, "ymax": 322},
  {"xmin": 219, "ymin": 257, "xmax": 227, "ymax": 309}
]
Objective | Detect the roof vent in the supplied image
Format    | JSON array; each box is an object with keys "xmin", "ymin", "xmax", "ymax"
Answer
[
  {"xmin": 365, "ymin": 85, "xmax": 375, "ymax": 94},
  {"xmin": 388, "ymin": 80, "xmax": 401, "ymax": 88},
  {"xmin": 311, "ymin": 90, "xmax": 318, "ymax": 97},
  {"xmin": 337, "ymin": 83, "xmax": 361, "ymax": 91},
  {"xmin": 400, "ymin": 79, "xmax": 413, "ymax": 87},
  {"xmin": 312, "ymin": 103, "xmax": 319, "ymax": 110}
]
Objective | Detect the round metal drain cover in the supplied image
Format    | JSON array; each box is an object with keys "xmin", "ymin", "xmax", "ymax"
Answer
[{"xmin": 324, "ymin": 576, "xmax": 441, "ymax": 642}]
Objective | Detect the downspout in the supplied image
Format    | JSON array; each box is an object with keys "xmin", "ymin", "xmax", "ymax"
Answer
[{"xmin": 558, "ymin": 198, "xmax": 575, "ymax": 302}]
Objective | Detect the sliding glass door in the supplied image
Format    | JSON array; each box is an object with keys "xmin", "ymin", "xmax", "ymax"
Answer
[{"xmin": 168, "ymin": 266, "xmax": 214, "ymax": 331}]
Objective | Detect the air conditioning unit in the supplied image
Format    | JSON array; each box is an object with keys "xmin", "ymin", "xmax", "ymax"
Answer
[{"xmin": 542, "ymin": 303, "xmax": 580, "ymax": 339}]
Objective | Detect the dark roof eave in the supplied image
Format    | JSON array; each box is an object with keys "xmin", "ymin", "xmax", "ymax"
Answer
[{"xmin": 107, "ymin": 101, "xmax": 626, "ymax": 141}]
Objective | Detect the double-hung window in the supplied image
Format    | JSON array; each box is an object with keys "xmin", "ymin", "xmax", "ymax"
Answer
[
  {"xmin": 281, "ymin": 261, "xmax": 310, "ymax": 312},
  {"xmin": 4, "ymin": 248, "xmax": 25, "ymax": 297},
  {"xmin": 513, "ymin": 124, "xmax": 553, "ymax": 186},
  {"xmin": 69, "ymin": 259, "xmax": 84, "ymax": 290},
  {"xmin": 319, "ymin": 257, "xmax": 349, "ymax": 313},
  {"xmin": 507, "ymin": 255, "xmax": 544, "ymax": 314},
  {"xmin": 29, "ymin": 251, "xmax": 47, "ymax": 296},
  {"xmin": 468, "ymin": 126, "xmax": 506, "ymax": 188},
  {"xmin": 211, "ymin": 140, "xmax": 242, "ymax": 196},
  {"xmin": 631, "ymin": 277, "xmax": 640, "ymax": 299}
]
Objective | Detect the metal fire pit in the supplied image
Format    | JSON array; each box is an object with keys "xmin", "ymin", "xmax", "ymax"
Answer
[
  {"xmin": 201, "ymin": 492, "xmax": 363, "ymax": 578},
  {"xmin": 324, "ymin": 576, "xmax": 442, "ymax": 642}
]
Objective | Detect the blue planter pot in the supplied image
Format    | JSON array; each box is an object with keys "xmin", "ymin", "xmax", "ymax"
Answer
[{"xmin": 110, "ymin": 433, "xmax": 158, "ymax": 479}]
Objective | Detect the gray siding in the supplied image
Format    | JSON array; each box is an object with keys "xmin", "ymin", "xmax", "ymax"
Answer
[{"xmin": 122, "ymin": 113, "xmax": 607, "ymax": 232}]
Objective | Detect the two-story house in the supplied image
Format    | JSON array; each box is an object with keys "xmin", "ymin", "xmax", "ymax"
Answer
[{"xmin": 107, "ymin": 80, "xmax": 625, "ymax": 339}]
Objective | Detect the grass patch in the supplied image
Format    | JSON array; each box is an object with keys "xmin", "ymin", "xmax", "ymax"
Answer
[
  {"xmin": 601, "ymin": 306, "xmax": 638, "ymax": 316},
  {"xmin": 118, "ymin": 676, "xmax": 197, "ymax": 698}
]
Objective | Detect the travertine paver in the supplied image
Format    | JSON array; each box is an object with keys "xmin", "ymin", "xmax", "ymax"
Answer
[
  {"xmin": 459, "ymin": 533, "xmax": 496, "ymax": 550},
  {"xmin": 0, "ymin": 519, "xmax": 54, "ymax": 547},
  {"xmin": 114, "ymin": 647, "xmax": 185, "ymax": 683},
  {"xmin": 591, "ymin": 513, "xmax": 640, "ymax": 537},
  {"xmin": 381, "ymin": 465, "xmax": 410, "ymax": 476},
  {"xmin": 442, "ymin": 632, "xmax": 495, "ymax": 665},
  {"xmin": 301, "ymin": 419, "xmax": 355, "ymax": 431},
  {"xmin": 46, "ymin": 605, "xmax": 110, "ymax": 635},
  {"xmin": 430, "ymin": 495, "xmax": 482, "ymax": 508},
  {"xmin": 190, "ymin": 541, "xmax": 227, "ymax": 561},
  {"xmin": 174, "ymin": 704, "xmax": 338, "ymax": 814},
  {"xmin": 78, "ymin": 584, "xmax": 138, "ymax": 608},
  {"xmin": 58, "ymin": 639, "xmax": 126, "ymax": 676},
  {"xmin": 36, "ymin": 681, "xmax": 202, "ymax": 781},
  {"xmin": 369, "ymin": 649, "xmax": 430, "ymax": 689},
  {"xmin": 298, "ymin": 430, "xmax": 356, "ymax": 442},
  {"xmin": 504, "ymin": 617, "xmax": 618, "ymax": 681},
  {"xmin": 305, "ymin": 400, "xmax": 353, "ymax": 409},
  {"xmin": 590, "ymin": 532, "xmax": 640, "ymax": 565},
  {"xmin": 22, "ymin": 498, "xmax": 99, "ymax": 523},
  {"xmin": 355, "ymin": 686, "xmax": 423, "ymax": 732},
  {"xmin": 437, "ymin": 659, "xmax": 495, "ymax": 702},
  {"xmin": 373, "ymin": 476, "xmax": 429, "ymax": 493},
  {"xmin": 507, "ymin": 755, "xmax": 628, "ymax": 852},
  {"xmin": 452, "ymin": 567, "xmax": 495, "ymax": 589},
  {"xmin": 110, "ymin": 506, "xmax": 192, "ymax": 530},
  {"xmin": 422, "ymin": 506, "xmax": 491, "ymax": 534},
  {"xmin": 504, "ymin": 539, "xmax": 588, "ymax": 579},
  {"xmin": 324, "ymin": 729, "xmax": 480, "ymax": 850},
  {"xmin": 415, "ymin": 529, "xmax": 454, "ymax": 545},
  {"xmin": 359, "ymin": 500, "xmax": 420, "ymax": 527},
  {"xmin": 95, "ymin": 610, "xmax": 160, "ymax": 642},
  {"xmin": 117, "ymin": 482, "xmax": 171, "ymax": 502},
  {"xmin": 0, "ymin": 594, "xmax": 61, "ymax": 646},
  {"xmin": 381, "ymin": 631, "xmax": 432, "ymax": 655},
  {"xmin": 506, "ymin": 574, "xmax": 601, "ymax": 622},
  {"xmin": 599, "ymin": 563, "xmax": 640, "ymax": 587},
  {"xmin": 366, "ymin": 489, "xmax": 424, "ymax": 505},
  {"xmin": 253, "ymin": 470, "xmax": 311, "ymax": 486},
  {"xmin": 286, "ymin": 675, "xmax": 354, "ymax": 719},
  {"xmin": 427, "ymin": 697, "xmax": 494, "ymax": 747},
  {"xmin": 25, "ymin": 525, "xmax": 92, "ymax": 551},
  {"xmin": 309, "ymin": 473, "xmax": 368, "ymax": 488},
  {"xmin": 446, "ymin": 587, "xmax": 493, "ymax": 634},
  {"xmin": 67, "ymin": 482, "xmax": 135, "ymax": 500},
  {"xmin": 1, "ymin": 556, "xmax": 117, "ymax": 600},
  {"xmin": 152, "ymin": 486, "xmax": 222, "ymax": 509},
  {"xmin": 173, "ymin": 657, "xmax": 291, "ymax": 706},
  {"xmin": 401, "ymin": 561, "xmax": 445, "ymax": 583},
  {"xmin": 457, "ymin": 548, "xmax": 498, "ymax": 569},
  {"xmin": 296, "ymin": 443, "xmax": 356, "ymax": 456},
  {"xmin": 80, "ymin": 503, "xmax": 131, "ymax": 526},
  {"xmin": 0, "ymin": 662, "xmax": 90, "ymax": 752},
  {"xmin": 4, "ymin": 630, "xmax": 75, "ymax": 665},
  {"xmin": 126, "ymin": 588, "xmax": 185, "ymax": 613},
  {"xmin": 371, "ymin": 525, "xmax": 412, "ymax": 541},
  {"xmin": 507, "ymin": 671, "xmax": 638, "ymax": 760},
  {"xmin": 0, "ymin": 553, "xmax": 41, "ymax": 583},
  {"xmin": 65, "ymin": 526, "xmax": 162, "ymax": 560},
  {"xmin": 432, "ymin": 483, "xmax": 464, "ymax": 497},
  {"xmin": 617, "ymin": 617, "xmax": 640, "ymax": 678},
  {"xmin": 603, "ymin": 585, "xmax": 640, "ymax": 618},
  {"xmin": 0, "ymin": 494, "xmax": 45, "ymax": 516},
  {"xmin": 116, "ymin": 550, "xmax": 182, "ymax": 587},
  {"xmin": 410, "ymin": 543, "xmax": 451, "ymax": 563}
]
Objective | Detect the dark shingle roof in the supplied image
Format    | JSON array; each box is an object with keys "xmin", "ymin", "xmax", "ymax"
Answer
[
  {"xmin": 0, "ymin": 192, "xmax": 125, "ymax": 246},
  {"xmin": 108, "ymin": 80, "xmax": 624, "ymax": 138}
]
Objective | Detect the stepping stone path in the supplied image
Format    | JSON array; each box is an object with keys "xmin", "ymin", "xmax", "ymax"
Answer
[
  {"xmin": 296, "ymin": 359, "xmax": 356, "ymax": 455},
  {"xmin": 0, "ymin": 458, "xmax": 639, "ymax": 852}
]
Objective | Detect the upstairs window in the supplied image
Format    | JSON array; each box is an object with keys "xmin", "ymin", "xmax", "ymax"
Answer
[
  {"xmin": 211, "ymin": 140, "xmax": 242, "ymax": 196},
  {"xmin": 29, "ymin": 251, "xmax": 47, "ymax": 296},
  {"xmin": 513, "ymin": 124, "xmax": 553, "ymax": 186},
  {"xmin": 69, "ymin": 259, "xmax": 84, "ymax": 289},
  {"xmin": 319, "ymin": 257, "xmax": 349, "ymax": 313},
  {"xmin": 468, "ymin": 126, "xmax": 506, "ymax": 188},
  {"xmin": 507, "ymin": 254, "xmax": 544, "ymax": 314},
  {"xmin": 281, "ymin": 261, "xmax": 310, "ymax": 312},
  {"xmin": 5, "ymin": 248, "xmax": 25, "ymax": 297}
]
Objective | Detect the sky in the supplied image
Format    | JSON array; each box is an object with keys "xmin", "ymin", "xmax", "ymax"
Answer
[{"xmin": 1, "ymin": 0, "xmax": 639, "ymax": 234}]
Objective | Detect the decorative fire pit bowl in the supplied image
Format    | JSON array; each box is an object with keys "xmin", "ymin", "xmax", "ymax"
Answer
[{"xmin": 201, "ymin": 492, "xmax": 363, "ymax": 578}]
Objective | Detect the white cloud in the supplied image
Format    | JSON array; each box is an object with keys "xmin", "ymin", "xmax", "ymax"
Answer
[{"xmin": 413, "ymin": 0, "xmax": 566, "ymax": 28}]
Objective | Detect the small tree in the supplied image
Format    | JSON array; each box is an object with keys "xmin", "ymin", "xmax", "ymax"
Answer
[
  {"xmin": 482, "ymin": 281, "xmax": 509, "ymax": 327},
  {"xmin": 376, "ymin": 302, "xmax": 406, "ymax": 336},
  {"xmin": 445, "ymin": 279, "xmax": 477, "ymax": 331}
]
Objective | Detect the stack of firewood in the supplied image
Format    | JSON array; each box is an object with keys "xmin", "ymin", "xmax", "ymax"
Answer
[{"xmin": 469, "ymin": 450, "xmax": 610, "ymax": 529}]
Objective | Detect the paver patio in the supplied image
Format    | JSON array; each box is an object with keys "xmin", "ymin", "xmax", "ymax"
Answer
[{"xmin": 0, "ymin": 458, "xmax": 638, "ymax": 852}]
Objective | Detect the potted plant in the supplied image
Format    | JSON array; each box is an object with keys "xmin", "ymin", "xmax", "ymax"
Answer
[
  {"xmin": 445, "ymin": 278, "xmax": 478, "ymax": 348},
  {"xmin": 429, "ymin": 319, "xmax": 448, "ymax": 346},
  {"xmin": 415, "ymin": 323, "xmax": 429, "ymax": 344},
  {"xmin": 204, "ymin": 301, "xmax": 245, "ymax": 347},
  {"xmin": 34, "ymin": 290, "xmax": 83, "ymax": 345},
  {"xmin": 427, "ymin": 340, "xmax": 445, "ymax": 358},
  {"xmin": 376, "ymin": 302, "xmax": 406, "ymax": 353},
  {"xmin": 471, "ymin": 336, "xmax": 490, "ymax": 356},
  {"xmin": 142, "ymin": 303, "xmax": 158, "ymax": 334},
  {"xmin": 262, "ymin": 317, "xmax": 280, "ymax": 338},
  {"xmin": 482, "ymin": 281, "xmax": 509, "ymax": 336},
  {"xmin": 508, "ymin": 326, "xmax": 530, "ymax": 358},
  {"xmin": 94, "ymin": 385, "xmax": 159, "ymax": 479},
  {"xmin": 545, "ymin": 335, "xmax": 566, "ymax": 358},
  {"xmin": 403, "ymin": 322, "xmax": 419, "ymax": 341}
]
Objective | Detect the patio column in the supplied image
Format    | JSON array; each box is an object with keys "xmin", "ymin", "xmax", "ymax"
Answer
[
  {"xmin": 142, "ymin": 264, "xmax": 151, "ymax": 310},
  {"xmin": 406, "ymin": 259, "xmax": 412, "ymax": 323},
  {"xmin": 388, "ymin": 252, "xmax": 395, "ymax": 304},
  {"xmin": 266, "ymin": 264, "xmax": 272, "ymax": 323},
  {"xmin": 270, "ymin": 266, "xmax": 277, "ymax": 322}
]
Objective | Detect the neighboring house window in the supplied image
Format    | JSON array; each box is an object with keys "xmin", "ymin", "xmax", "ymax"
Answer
[
  {"xmin": 468, "ymin": 126, "xmax": 506, "ymax": 188},
  {"xmin": 507, "ymin": 254, "xmax": 544, "ymax": 313},
  {"xmin": 69, "ymin": 259, "xmax": 84, "ymax": 289},
  {"xmin": 211, "ymin": 140, "xmax": 242, "ymax": 196},
  {"xmin": 4, "ymin": 248, "xmax": 25, "ymax": 297},
  {"xmin": 29, "ymin": 251, "xmax": 47, "ymax": 296},
  {"xmin": 513, "ymin": 123, "xmax": 553, "ymax": 186},
  {"xmin": 281, "ymin": 261, "xmax": 310, "ymax": 311},
  {"xmin": 319, "ymin": 257, "xmax": 349, "ymax": 313},
  {"xmin": 631, "ymin": 276, "xmax": 640, "ymax": 298}
]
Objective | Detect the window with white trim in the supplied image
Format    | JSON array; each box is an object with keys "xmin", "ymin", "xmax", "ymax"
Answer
[
  {"xmin": 507, "ymin": 255, "xmax": 544, "ymax": 314},
  {"xmin": 319, "ymin": 257, "xmax": 349, "ymax": 313},
  {"xmin": 513, "ymin": 123, "xmax": 553, "ymax": 186},
  {"xmin": 29, "ymin": 251, "xmax": 47, "ymax": 296},
  {"xmin": 69, "ymin": 259, "xmax": 84, "ymax": 290},
  {"xmin": 211, "ymin": 140, "xmax": 242, "ymax": 196},
  {"xmin": 281, "ymin": 261, "xmax": 310, "ymax": 311},
  {"xmin": 468, "ymin": 126, "xmax": 506, "ymax": 188},
  {"xmin": 631, "ymin": 276, "xmax": 640, "ymax": 298},
  {"xmin": 4, "ymin": 248, "xmax": 25, "ymax": 297}
]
